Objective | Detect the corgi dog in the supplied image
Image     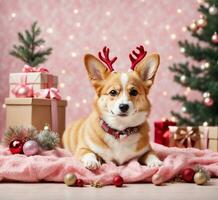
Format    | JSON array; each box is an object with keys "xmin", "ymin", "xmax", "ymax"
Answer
[{"xmin": 63, "ymin": 46, "xmax": 162, "ymax": 170}]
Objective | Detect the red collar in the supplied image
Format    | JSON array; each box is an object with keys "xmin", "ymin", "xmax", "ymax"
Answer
[{"xmin": 99, "ymin": 118, "xmax": 139, "ymax": 139}]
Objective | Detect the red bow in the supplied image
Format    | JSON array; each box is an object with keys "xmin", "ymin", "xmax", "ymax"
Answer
[
  {"xmin": 40, "ymin": 88, "xmax": 61, "ymax": 100},
  {"xmin": 22, "ymin": 65, "xmax": 49, "ymax": 73}
]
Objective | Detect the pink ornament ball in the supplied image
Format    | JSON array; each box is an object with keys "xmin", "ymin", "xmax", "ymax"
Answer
[
  {"xmin": 212, "ymin": 33, "xmax": 218, "ymax": 44},
  {"xmin": 16, "ymin": 85, "xmax": 33, "ymax": 98},
  {"xmin": 23, "ymin": 140, "xmax": 39, "ymax": 156},
  {"xmin": 204, "ymin": 97, "xmax": 214, "ymax": 107}
]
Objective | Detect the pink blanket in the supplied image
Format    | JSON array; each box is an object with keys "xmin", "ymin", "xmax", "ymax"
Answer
[{"xmin": 1, "ymin": 143, "xmax": 218, "ymax": 185}]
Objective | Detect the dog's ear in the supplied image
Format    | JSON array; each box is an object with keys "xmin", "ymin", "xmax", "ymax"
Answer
[
  {"xmin": 134, "ymin": 53, "xmax": 160, "ymax": 89},
  {"xmin": 84, "ymin": 54, "xmax": 110, "ymax": 81}
]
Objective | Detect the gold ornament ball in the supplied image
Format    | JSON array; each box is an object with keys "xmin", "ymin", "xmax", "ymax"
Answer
[
  {"xmin": 200, "ymin": 62, "xmax": 210, "ymax": 70},
  {"xmin": 181, "ymin": 106, "xmax": 187, "ymax": 113},
  {"xmin": 209, "ymin": 6, "xmax": 218, "ymax": 15},
  {"xmin": 200, "ymin": 63, "xmax": 205, "ymax": 70},
  {"xmin": 194, "ymin": 171, "xmax": 207, "ymax": 185},
  {"xmin": 180, "ymin": 47, "xmax": 185, "ymax": 53},
  {"xmin": 180, "ymin": 75, "xmax": 186, "ymax": 83},
  {"xmin": 203, "ymin": 92, "xmax": 210, "ymax": 98},
  {"xmin": 64, "ymin": 173, "xmax": 77, "ymax": 186},
  {"xmin": 189, "ymin": 22, "xmax": 198, "ymax": 32},
  {"xmin": 204, "ymin": 62, "xmax": 210, "ymax": 69},
  {"xmin": 197, "ymin": 18, "xmax": 207, "ymax": 28},
  {"xmin": 203, "ymin": 121, "xmax": 208, "ymax": 127},
  {"xmin": 152, "ymin": 174, "xmax": 162, "ymax": 186},
  {"xmin": 91, "ymin": 181, "xmax": 103, "ymax": 188},
  {"xmin": 44, "ymin": 125, "xmax": 50, "ymax": 131}
]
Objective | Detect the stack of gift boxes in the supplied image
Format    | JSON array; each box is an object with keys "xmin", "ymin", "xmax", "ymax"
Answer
[
  {"xmin": 5, "ymin": 65, "xmax": 67, "ymax": 141},
  {"xmin": 154, "ymin": 120, "xmax": 218, "ymax": 152}
]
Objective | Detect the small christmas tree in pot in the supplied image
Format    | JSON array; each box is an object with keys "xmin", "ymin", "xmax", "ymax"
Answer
[{"xmin": 9, "ymin": 21, "xmax": 57, "ymax": 98}]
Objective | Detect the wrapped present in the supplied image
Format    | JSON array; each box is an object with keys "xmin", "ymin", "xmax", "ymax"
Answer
[
  {"xmin": 169, "ymin": 126, "xmax": 206, "ymax": 149},
  {"xmin": 154, "ymin": 120, "xmax": 176, "ymax": 146},
  {"xmin": 199, "ymin": 126, "xmax": 218, "ymax": 152},
  {"xmin": 9, "ymin": 65, "xmax": 58, "ymax": 97},
  {"xmin": 5, "ymin": 97, "xmax": 67, "ymax": 142}
]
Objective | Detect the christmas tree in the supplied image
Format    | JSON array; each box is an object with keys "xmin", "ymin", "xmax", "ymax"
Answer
[
  {"xmin": 10, "ymin": 21, "xmax": 52, "ymax": 67},
  {"xmin": 169, "ymin": 0, "xmax": 218, "ymax": 126}
]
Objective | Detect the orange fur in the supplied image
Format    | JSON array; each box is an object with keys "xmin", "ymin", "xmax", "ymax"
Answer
[{"xmin": 63, "ymin": 52, "xmax": 162, "ymax": 169}]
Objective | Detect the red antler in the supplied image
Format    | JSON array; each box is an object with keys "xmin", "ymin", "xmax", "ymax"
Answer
[
  {"xmin": 129, "ymin": 45, "xmax": 147, "ymax": 70},
  {"xmin": 98, "ymin": 47, "xmax": 117, "ymax": 72}
]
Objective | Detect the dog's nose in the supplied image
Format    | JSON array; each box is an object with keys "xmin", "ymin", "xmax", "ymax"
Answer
[{"xmin": 119, "ymin": 104, "xmax": 129, "ymax": 113}]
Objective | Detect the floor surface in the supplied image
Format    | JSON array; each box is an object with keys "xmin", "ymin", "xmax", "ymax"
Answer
[{"xmin": 0, "ymin": 179, "xmax": 218, "ymax": 200}]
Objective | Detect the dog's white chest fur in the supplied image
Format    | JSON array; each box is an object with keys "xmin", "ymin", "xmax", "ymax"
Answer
[{"xmin": 102, "ymin": 134, "xmax": 148, "ymax": 165}]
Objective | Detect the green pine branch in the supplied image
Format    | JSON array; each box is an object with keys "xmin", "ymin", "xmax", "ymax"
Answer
[
  {"xmin": 172, "ymin": 94, "xmax": 187, "ymax": 102},
  {"xmin": 172, "ymin": 99, "xmax": 217, "ymax": 125},
  {"xmin": 9, "ymin": 21, "xmax": 52, "ymax": 67},
  {"xmin": 169, "ymin": 63, "xmax": 210, "ymax": 92},
  {"xmin": 169, "ymin": 62, "xmax": 191, "ymax": 75},
  {"xmin": 187, "ymin": 0, "xmax": 218, "ymax": 45},
  {"xmin": 171, "ymin": 111, "xmax": 195, "ymax": 126},
  {"xmin": 179, "ymin": 40, "xmax": 218, "ymax": 62}
]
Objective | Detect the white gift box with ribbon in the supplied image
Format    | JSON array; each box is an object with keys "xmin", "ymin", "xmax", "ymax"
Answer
[{"xmin": 9, "ymin": 65, "xmax": 58, "ymax": 97}]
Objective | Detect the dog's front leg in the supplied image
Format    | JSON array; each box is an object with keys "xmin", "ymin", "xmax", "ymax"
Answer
[
  {"xmin": 140, "ymin": 150, "xmax": 162, "ymax": 167},
  {"xmin": 76, "ymin": 148, "xmax": 101, "ymax": 170}
]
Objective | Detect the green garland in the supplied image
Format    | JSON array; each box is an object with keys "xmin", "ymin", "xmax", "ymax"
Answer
[{"xmin": 3, "ymin": 125, "xmax": 60, "ymax": 150}]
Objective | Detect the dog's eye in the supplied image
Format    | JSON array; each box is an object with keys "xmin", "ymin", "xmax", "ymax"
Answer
[
  {"xmin": 129, "ymin": 89, "xmax": 138, "ymax": 96},
  {"xmin": 109, "ymin": 90, "xmax": 118, "ymax": 96}
]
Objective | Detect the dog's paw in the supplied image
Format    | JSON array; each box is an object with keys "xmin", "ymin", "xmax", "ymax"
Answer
[
  {"xmin": 82, "ymin": 153, "xmax": 101, "ymax": 170},
  {"xmin": 147, "ymin": 159, "xmax": 163, "ymax": 168},
  {"xmin": 146, "ymin": 154, "xmax": 163, "ymax": 168}
]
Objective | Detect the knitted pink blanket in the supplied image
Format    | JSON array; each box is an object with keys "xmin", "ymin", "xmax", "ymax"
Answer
[{"xmin": 1, "ymin": 143, "xmax": 218, "ymax": 185}]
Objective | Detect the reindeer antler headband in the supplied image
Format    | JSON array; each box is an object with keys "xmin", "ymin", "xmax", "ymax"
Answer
[
  {"xmin": 98, "ymin": 47, "xmax": 117, "ymax": 72},
  {"xmin": 98, "ymin": 45, "xmax": 147, "ymax": 71}
]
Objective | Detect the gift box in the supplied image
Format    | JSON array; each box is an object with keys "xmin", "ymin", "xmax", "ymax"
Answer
[
  {"xmin": 5, "ymin": 98, "xmax": 67, "ymax": 141},
  {"xmin": 9, "ymin": 72, "xmax": 58, "ymax": 97},
  {"xmin": 199, "ymin": 126, "xmax": 218, "ymax": 152},
  {"xmin": 154, "ymin": 120, "xmax": 176, "ymax": 146},
  {"xmin": 168, "ymin": 126, "xmax": 206, "ymax": 149}
]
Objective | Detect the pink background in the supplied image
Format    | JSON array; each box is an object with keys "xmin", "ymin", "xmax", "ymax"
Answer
[{"xmin": 0, "ymin": 0, "xmax": 199, "ymax": 138}]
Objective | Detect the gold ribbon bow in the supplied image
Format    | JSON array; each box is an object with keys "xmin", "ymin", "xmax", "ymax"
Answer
[{"xmin": 173, "ymin": 127, "xmax": 200, "ymax": 148}]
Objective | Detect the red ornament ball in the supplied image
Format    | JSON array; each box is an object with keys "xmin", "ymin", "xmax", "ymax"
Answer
[
  {"xmin": 75, "ymin": 179, "xmax": 84, "ymax": 187},
  {"xmin": 113, "ymin": 175, "xmax": 124, "ymax": 187},
  {"xmin": 9, "ymin": 140, "xmax": 24, "ymax": 154},
  {"xmin": 204, "ymin": 97, "xmax": 214, "ymax": 107},
  {"xmin": 181, "ymin": 168, "xmax": 195, "ymax": 183}
]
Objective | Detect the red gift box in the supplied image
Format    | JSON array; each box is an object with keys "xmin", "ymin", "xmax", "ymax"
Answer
[{"xmin": 154, "ymin": 120, "xmax": 176, "ymax": 146}]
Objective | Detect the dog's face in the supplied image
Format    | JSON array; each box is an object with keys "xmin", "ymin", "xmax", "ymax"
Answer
[{"xmin": 84, "ymin": 53, "xmax": 160, "ymax": 130}]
